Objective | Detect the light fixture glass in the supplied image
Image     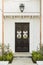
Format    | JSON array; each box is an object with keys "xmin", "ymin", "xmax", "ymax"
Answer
[{"xmin": 19, "ymin": 4, "xmax": 24, "ymax": 12}]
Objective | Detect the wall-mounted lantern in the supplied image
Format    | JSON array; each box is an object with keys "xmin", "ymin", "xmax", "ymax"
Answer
[{"xmin": 19, "ymin": 4, "xmax": 25, "ymax": 12}]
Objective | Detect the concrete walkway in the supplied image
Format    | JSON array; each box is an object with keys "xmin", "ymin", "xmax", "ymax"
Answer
[
  {"xmin": 8, "ymin": 53, "xmax": 37, "ymax": 65},
  {"xmin": 8, "ymin": 58, "xmax": 37, "ymax": 65}
]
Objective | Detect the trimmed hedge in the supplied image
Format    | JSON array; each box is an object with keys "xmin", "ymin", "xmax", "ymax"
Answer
[
  {"xmin": 0, "ymin": 52, "xmax": 14, "ymax": 63},
  {"xmin": 32, "ymin": 51, "xmax": 43, "ymax": 63},
  {"xmin": 6, "ymin": 52, "xmax": 13, "ymax": 63}
]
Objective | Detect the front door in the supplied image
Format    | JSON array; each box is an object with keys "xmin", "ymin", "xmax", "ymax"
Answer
[{"xmin": 15, "ymin": 23, "xmax": 29, "ymax": 52}]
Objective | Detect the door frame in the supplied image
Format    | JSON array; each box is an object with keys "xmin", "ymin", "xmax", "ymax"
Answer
[{"xmin": 15, "ymin": 22, "xmax": 30, "ymax": 52}]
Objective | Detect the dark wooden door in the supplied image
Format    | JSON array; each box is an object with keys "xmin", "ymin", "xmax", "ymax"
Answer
[{"xmin": 15, "ymin": 23, "xmax": 29, "ymax": 52}]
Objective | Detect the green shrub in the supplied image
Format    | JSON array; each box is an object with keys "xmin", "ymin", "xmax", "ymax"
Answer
[
  {"xmin": 6, "ymin": 52, "xmax": 13, "ymax": 63},
  {"xmin": 0, "ymin": 44, "xmax": 14, "ymax": 63},
  {"xmin": 8, "ymin": 52, "xmax": 13, "ymax": 56},
  {"xmin": 32, "ymin": 51, "xmax": 43, "ymax": 63},
  {"xmin": 0, "ymin": 56, "xmax": 2, "ymax": 61},
  {"xmin": 0, "ymin": 52, "xmax": 13, "ymax": 63},
  {"xmin": 32, "ymin": 51, "xmax": 38, "ymax": 63},
  {"xmin": 39, "ymin": 46, "xmax": 43, "ymax": 55},
  {"xmin": 2, "ymin": 55, "xmax": 7, "ymax": 61},
  {"xmin": 32, "ymin": 51, "xmax": 38, "ymax": 56}
]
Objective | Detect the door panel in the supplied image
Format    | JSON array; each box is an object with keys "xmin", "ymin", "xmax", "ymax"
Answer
[{"xmin": 15, "ymin": 23, "xmax": 29, "ymax": 52}]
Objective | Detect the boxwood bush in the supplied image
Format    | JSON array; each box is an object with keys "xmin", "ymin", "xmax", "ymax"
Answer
[
  {"xmin": 32, "ymin": 51, "xmax": 43, "ymax": 63},
  {"xmin": 0, "ymin": 44, "xmax": 14, "ymax": 63},
  {"xmin": 0, "ymin": 56, "xmax": 3, "ymax": 61},
  {"xmin": 0, "ymin": 52, "xmax": 14, "ymax": 63},
  {"xmin": 6, "ymin": 52, "xmax": 14, "ymax": 63}
]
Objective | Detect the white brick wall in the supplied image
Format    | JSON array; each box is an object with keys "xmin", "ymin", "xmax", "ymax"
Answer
[
  {"xmin": 0, "ymin": 0, "xmax": 41, "ymax": 53},
  {"xmin": 0, "ymin": 0, "xmax": 2, "ymax": 43},
  {"xmin": 4, "ymin": 17, "xmax": 40, "ymax": 53},
  {"xmin": 0, "ymin": 0, "xmax": 2, "ymax": 10},
  {"xmin": 41, "ymin": 0, "xmax": 43, "ymax": 44},
  {"xmin": 4, "ymin": 0, "xmax": 40, "ymax": 13}
]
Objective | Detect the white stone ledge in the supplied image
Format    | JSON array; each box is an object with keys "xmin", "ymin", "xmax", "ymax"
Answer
[{"xmin": 4, "ymin": 12, "xmax": 40, "ymax": 16}]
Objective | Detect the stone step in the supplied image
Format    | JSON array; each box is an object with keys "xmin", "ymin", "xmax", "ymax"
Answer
[
  {"xmin": 9, "ymin": 63, "xmax": 37, "ymax": 65},
  {"xmin": 14, "ymin": 56, "xmax": 32, "ymax": 58},
  {"xmin": 14, "ymin": 52, "xmax": 32, "ymax": 57},
  {"xmin": 9, "ymin": 58, "xmax": 37, "ymax": 65},
  {"xmin": 8, "ymin": 53, "xmax": 37, "ymax": 65}
]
